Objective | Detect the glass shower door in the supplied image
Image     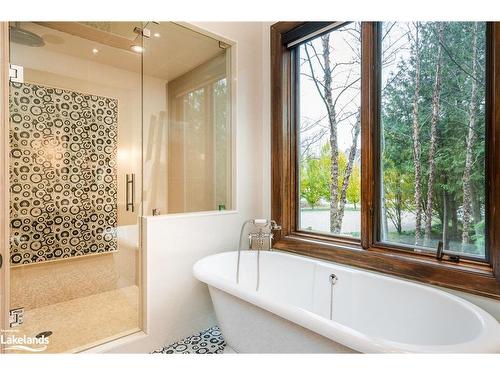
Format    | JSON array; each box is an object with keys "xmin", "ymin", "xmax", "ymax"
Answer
[{"xmin": 6, "ymin": 21, "xmax": 144, "ymax": 353}]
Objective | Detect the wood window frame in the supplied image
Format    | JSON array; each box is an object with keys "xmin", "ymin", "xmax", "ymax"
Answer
[{"xmin": 271, "ymin": 21, "xmax": 500, "ymax": 299}]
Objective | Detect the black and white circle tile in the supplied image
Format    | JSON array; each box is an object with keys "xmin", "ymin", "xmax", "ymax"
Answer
[
  {"xmin": 9, "ymin": 82, "xmax": 118, "ymax": 265},
  {"xmin": 152, "ymin": 326, "xmax": 226, "ymax": 354}
]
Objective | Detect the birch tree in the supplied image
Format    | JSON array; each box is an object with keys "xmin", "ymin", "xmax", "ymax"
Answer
[
  {"xmin": 461, "ymin": 22, "xmax": 479, "ymax": 248},
  {"xmin": 410, "ymin": 22, "xmax": 423, "ymax": 245},
  {"xmin": 424, "ymin": 22, "xmax": 444, "ymax": 245}
]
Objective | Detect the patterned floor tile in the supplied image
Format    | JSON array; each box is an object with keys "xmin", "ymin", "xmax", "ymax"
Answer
[{"xmin": 152, "ymin": 326, "xmax": 226, "ymax": 354}]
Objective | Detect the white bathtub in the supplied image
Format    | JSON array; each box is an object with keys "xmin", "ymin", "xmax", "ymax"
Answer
[{"xmin": 193, "ymin": 250, "xmax": 500, "ymax": 353}]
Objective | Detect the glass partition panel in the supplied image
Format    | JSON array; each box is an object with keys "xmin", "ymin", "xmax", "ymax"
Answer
[{"xmin": 142, "ymin": 22, "xmax": 232, "ymax": 215}]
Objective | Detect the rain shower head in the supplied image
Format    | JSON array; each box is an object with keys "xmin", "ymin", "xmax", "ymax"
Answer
[{"xmin": 10, "ymin": 23, "xmax": 45, "ymax": 47}]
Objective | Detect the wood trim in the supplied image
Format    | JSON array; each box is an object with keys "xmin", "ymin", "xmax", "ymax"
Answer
[
  {"xmin": 490, "ymin": 23, "xmax": 500, "ymax": 281},
  {"xmin": 0, "ymin": 21, "xmax": 10, "ymax": 352},
  {"xmin": 271, "ymin": 21, "xmax": 500, "ymax": 299},
  {"xmin": 360, "ymin": 22, "xmax": 378, "ymax": 250},
  {"xmin": 271, "ymin": 22, "xmax": 304, "ymax": 243},
  {"xmin": 282, "ymin": 22, "xmax": 333, "ymax": 46}
]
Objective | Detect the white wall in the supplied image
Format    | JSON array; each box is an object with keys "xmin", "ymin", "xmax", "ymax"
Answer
[{"xmin": 94, "ymin": 22, "xmax": 266, "ymax": 353}]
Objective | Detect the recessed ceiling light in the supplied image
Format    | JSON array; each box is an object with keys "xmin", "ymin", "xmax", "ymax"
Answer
[
  {"xmin": 92, "ymin": 48, "xmax": 99, "ymax": 55},
  {"xmin": 130, "ymin": 45, "xmax": 144, "ymax": 53},
  {"xmin": 153, "ymin": 32, "xmax": 161, "ymax": 38}
]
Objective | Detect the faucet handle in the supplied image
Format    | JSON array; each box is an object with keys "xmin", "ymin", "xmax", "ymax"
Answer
[{"xmin": 270, "ymin": 220, "xmax": 281, "ymax": 231}]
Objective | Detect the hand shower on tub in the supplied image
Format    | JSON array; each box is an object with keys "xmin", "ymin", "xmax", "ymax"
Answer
[{"xmin": 236, "ymin": 219, "xmax": 281, "ymax": 291}]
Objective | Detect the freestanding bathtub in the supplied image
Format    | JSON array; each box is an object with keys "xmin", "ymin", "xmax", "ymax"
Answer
[{"xmin": 193, "ymin": 250, "xmax": 500, "ymax": 353}]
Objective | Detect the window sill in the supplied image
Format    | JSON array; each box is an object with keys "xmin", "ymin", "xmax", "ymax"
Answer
[{"xmin": 273, "ymin": 234, "xmax": 500, "ymax": 300}]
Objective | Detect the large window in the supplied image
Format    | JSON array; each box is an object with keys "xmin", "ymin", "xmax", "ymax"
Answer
[
  {"xmin": 380, "ymin": 22, "xmax": 487, "ymax": 259},
  {"xmin": 297, "ymin": 22, "xmax": 361, "ymax": 237},
  {"xmin": 271, "ymin": 21, "xmax": 500, "ymax": 298}
]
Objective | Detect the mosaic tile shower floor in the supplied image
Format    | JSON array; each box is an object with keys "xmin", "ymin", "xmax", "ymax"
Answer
[
  {"xmin": 152, "ymin": 326, "xmax": 226, "ymax": 354},
  {"xmin": 8, "ymin": 286, "xmax": 139, "ymax": 353}
]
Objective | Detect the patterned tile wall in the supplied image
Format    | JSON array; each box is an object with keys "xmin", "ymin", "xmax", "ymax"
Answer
[{"xmin": 9, "ymin": 82, "xmax": 118, "ymax": 265}]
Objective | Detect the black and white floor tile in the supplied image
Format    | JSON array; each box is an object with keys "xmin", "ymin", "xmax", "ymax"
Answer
[{"xmin": 152, "ymin": 326, "xmax": 226, "ymax": 354}]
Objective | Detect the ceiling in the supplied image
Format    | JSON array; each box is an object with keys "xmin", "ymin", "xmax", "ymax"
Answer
[{"xmin": 11, "ymin": 21, "xmax": 225, "ymax": 82}]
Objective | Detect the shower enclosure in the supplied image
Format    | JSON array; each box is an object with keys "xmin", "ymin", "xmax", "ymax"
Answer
[
  {"xmin": 4, "ymin": 21, "xmax": 145, "ymax": 353},
  {"xmin": 0, "ymin": 21, "xmax": 233, "ymax": 353}
]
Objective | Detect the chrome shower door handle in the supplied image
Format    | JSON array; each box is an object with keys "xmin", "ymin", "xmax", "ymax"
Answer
[{"xmin": 126, "ymin": 173, "xmax": 135, "ymax": 212}]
